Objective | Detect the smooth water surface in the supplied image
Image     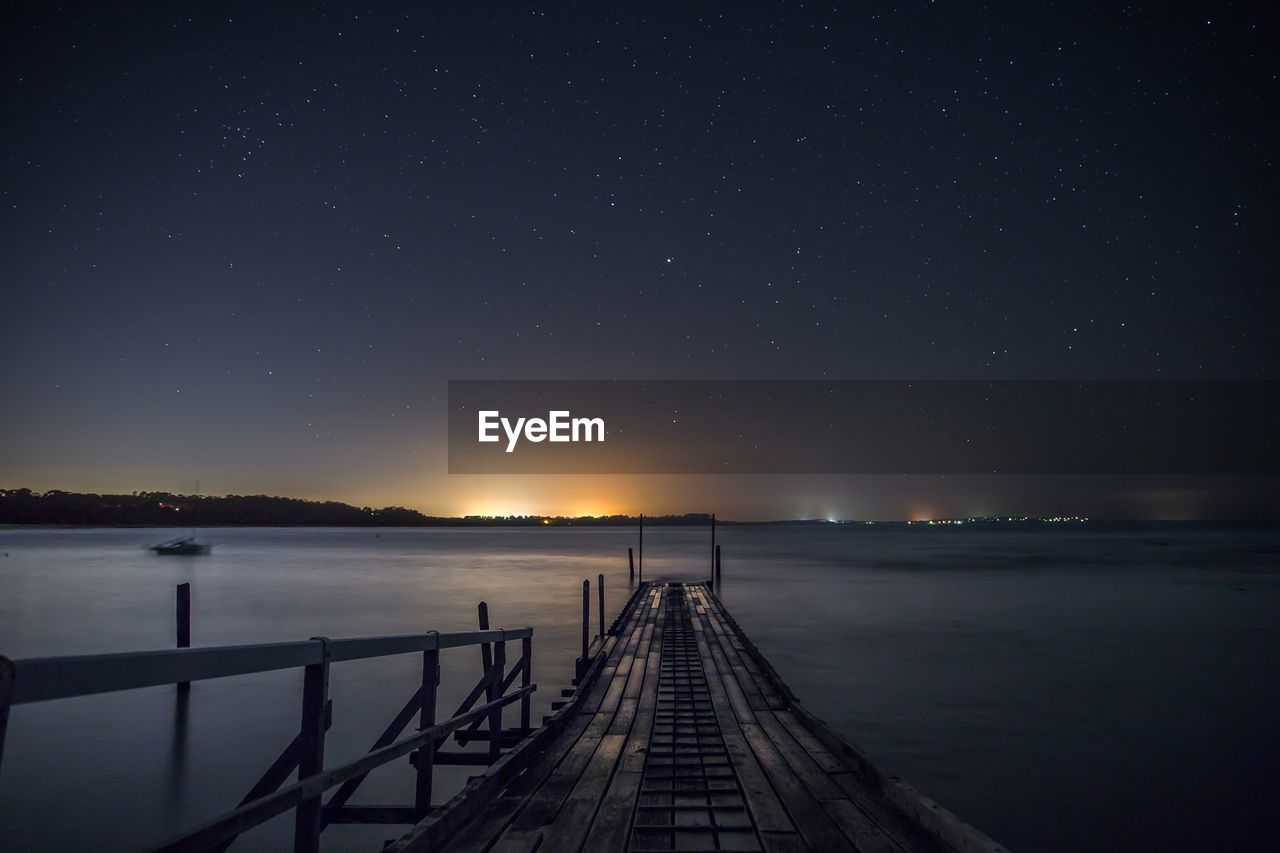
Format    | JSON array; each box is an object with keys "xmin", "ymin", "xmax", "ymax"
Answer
[{"xmin": 0, "ymin": 524, "xmax": 1277, "ymax": 851}]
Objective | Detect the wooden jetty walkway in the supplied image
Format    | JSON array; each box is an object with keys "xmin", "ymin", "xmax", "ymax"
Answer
[
  {"xmin": 396, "ymin": 581, "xmax": 1004, "ymax": 853},
  {"xmin": 0, "ymin": 576, "xmax": 1006, "ymax": 853}
]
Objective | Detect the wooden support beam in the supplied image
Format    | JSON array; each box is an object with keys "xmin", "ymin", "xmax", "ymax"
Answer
[
  {"xmin": 451, "ymin": 728, "xmax": 530, "ymax": 747},
  {"xmin": 321, "ymin": 682, "xmax": 426, "ymax": 827},
  {"xmin": 430, "ymin": 751, "xmax": 500, "ymax": 766},
  {"xmin": 147, "ymin": 687, "xmax": 533, "ymax": 853},
  {"xmin": 323, "ymin": 805, "xmax": 419, "ymax": 825}
]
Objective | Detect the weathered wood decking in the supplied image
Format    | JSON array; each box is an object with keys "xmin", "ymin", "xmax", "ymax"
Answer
[{"xmin": 391, "ymin": 582, "xmax": 1006, "ymax": 853}]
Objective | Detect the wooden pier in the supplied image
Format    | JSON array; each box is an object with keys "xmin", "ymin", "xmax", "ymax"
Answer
[
  {"xmin": 391, "ymin": 581, "xmax": 1005, "ymax": 853},
  {"xmin": 0, "ymin": 576, "xmax": 1006, "ymax": 852}
]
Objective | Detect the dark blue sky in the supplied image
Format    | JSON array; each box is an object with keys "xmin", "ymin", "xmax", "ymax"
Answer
[{"xmin": 2, "ymin": 3, "xmax": 1275, "ymax": 517}]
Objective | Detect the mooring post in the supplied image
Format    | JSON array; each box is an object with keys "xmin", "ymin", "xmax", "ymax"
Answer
[
  {"xmin": 477, "ymin": 601, "xmax": 492, "ymax": 676},
  {"xmin": 598, "ymin": 573, "xmax": 605, "ymax": 638},
  {"xmin": 176, "ymin": 582, "xmax": 191, "ymax": 692},
  {"xmin": 0, "ymin": 655, "xmax": 14, "ymax": 775},
  {"xmin": 579, "ymin": 579, "xmax": 590, "ymax": 674},
  {"xmin": 414, "ymin": 644, "xmax": 440, "ymax": 818},
  {"xmin": 628, "ymin": 546, "xmax": 635, "ymax": 584},
  {"xmin": 711, "ymin": 512, "xmax": 716, "ymax": 582},
  {"xmin": 715, "ymin": 544, "xmax": 722, "ymax": 585},
  {"xmin": 487, "ymin": 639, "xmax": 506, "ymax": 764},
  {"xmin": 638, "ymin": 513, "xmax": 644, "ymax": 583},
  {"xmin": 520, "ymin": 635, "xmax": 532, "ymax": 733},
  {"xmin": 295, "ymin": 637, "xmax": 331, "ymax": 853}
]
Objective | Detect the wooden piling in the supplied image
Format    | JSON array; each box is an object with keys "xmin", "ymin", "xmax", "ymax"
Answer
[
  {"xmin": 638, "ymin": 514, "xmax": 644, "ymax": 583},
  {"xmin": 580, "ymin": 579, "xmax": 590, "ymax": 667},
  {"xmin": 711, "ymin": 512, "xmax": 716, "ymax": 581},
  {"xmin": 597, "ymin": 573, "xmax": 605, "ymax": 638},
  {"xmin": 715, "ymin": 544, "xmax": 721, "ymax": 585},
  {"xmin": 176, "ymin": 583, "xmax": 191, "ymax": 691},
  {"xmin": 477, "ymin": 602, "xmax": 492, "ymax": 676},
  {"xmin": 0, "ymin": 656, "xmax": 13, "ymax": 774},
  {"xmin": 628, "ymin": 547, "xmax": 635, "ymax": 584}
]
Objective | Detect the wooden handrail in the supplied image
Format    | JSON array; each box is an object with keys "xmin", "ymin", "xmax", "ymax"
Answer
[{"xmin": 9, "ymin": 627, "xmax": 534, "ymax": 704}]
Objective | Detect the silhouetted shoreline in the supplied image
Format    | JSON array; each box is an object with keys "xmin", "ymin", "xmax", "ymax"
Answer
[{"xmin": 2, "ymin": 489, "xmax": 1274, "ymax": 528}]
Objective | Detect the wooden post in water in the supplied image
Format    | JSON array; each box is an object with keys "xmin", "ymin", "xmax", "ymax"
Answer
[
  {"xmin": 715, "ymin": 544, "xmax": 722, "ymax": 586},
  {"xmin": 638, "ymin": 514, "xmax": 644, "ymax": 583},
  {"xmin": 581, "ymin": 579, "xmax": 590, "ymax": 659},
  {"xmin": 414, "ymin": 646, "xmax": 440, "ymax": 817},
  {"xmin": 628, "ymin": 547, "xmax": 635, "ymax": 584},
  {"xmin": 598, "ymin": 573, "xmax": 605, "ymax": 638},
  {"xmin": 176, "ymin": 583, "xmax": 191, "ymax": 692},
  {"xmin": 710, "ymin": 513, "xmax": 716, "ymax": 582},
  {"xmin": 0, "ymin": 656, "xmax": 13, "ymax": 774},
  {"xmin": 477, "ymin": 602, "xmax": 492, "ymax": 677}
]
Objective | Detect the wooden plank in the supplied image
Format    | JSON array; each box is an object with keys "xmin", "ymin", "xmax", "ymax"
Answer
[
  {"xmin": 698, "ymin": 586, "xmax": 984, "ymax": 853},
  {"xmin": 737, "ymin": 722, "xmax": 856, "ymax": 852},
  {"xmin": 692, "ymin": 596, "xmax": 854, "ymax": 853},
  {"xmin": 772, "ymin": 709, "xmax": 846, "ymax": 773},
  {"xmin": 528, "ymin": 584, "xmax": 665, "ymax": 851},
  {"xmin": 416, "ymin": 586, "xmax": 657, "ymax": 853},
  {"xmin": 580, "ymin": 770, "xmax": 642, "ymax": 852},
  {"xmin": 532, "ymin": 732, "xmax": 627, "ymax": 850},
  {"xmin": 688, "ymin": 599, "xmax": 795, "ymax": 836},
  {"xmin": 579, "ymin": 584, "xmax": 667, "ymax": 851},
  {"xmin": 697, "ymin": 589, "xmax": 901, "ymax": 851},
  {"xmin": 449, "ymin": 585, "xmax": 663, "ymax": 853}
]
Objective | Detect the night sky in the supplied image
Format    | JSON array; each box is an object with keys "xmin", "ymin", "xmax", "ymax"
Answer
[{"xmin": 2, "ymin": 3, "xmax": 1276, "ymax": 519}]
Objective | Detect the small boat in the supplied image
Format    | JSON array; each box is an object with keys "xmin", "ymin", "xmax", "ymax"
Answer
[{"xmin": 150, "ymin": 536, "xmax": 211, "ymax": 556}]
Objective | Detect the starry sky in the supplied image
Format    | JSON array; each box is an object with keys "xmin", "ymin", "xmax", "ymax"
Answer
[{"xmin": 2, "ymin": 3, "xmax": 1276, "ymax": 519}]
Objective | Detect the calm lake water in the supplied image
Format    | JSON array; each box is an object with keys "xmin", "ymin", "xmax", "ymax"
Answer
[{"xmin": 0, "ymin": 524, "xmax": 1277, "ymax": 852}]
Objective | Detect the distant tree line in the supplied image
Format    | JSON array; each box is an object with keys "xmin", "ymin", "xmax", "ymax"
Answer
[{"xmin": 0, "ymin": 488, "xmax": 717, "ymax": 527}]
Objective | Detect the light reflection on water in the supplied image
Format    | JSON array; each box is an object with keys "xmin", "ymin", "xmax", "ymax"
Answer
[{"xmin": 0, "ymin": 524, "xmax": 1277, "ymax": 852}]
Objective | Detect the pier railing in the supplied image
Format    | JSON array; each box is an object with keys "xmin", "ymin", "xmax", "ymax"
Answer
[{"xmin": 0, "ymin": 624, "xmax": 535, "ymax": 853}]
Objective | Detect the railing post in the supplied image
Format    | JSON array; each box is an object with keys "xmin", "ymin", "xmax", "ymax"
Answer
[
  {"xmin": 414, "ymin": 643, "xmax": 439, "ymax": 818},
  {"xmin": 520, "ymin": 636, "xmax": 532, "ymax": 733},
  {"xmin": 294, "ymin": 637, "xmax": 330, "ymax": 853},
  {"xmin": 176, "ymin": 583, "xmax": 191, "ymax": 692},
  {"xmin": 628, "ymin": 546, "xmax": 635, "ymax": 584},
  {"xmin": 487, "ymin": 639, "xmax": 506, "ymax": 764},
  {"xmin": 0, "ymin": 656, "xmax": 13, "ymax": 775},
  {"xmin": 598, "ymin": 573, "xmax": 605, "ymax": 638},
  {"xmin": 477, "ymin": 601, "xmax": 492, "ymax": 674}
]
